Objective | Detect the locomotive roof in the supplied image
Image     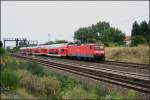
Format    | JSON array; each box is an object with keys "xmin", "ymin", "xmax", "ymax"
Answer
[{"xmin": 47, "ymin": 43, "xmax": 68, "ymax": 48}]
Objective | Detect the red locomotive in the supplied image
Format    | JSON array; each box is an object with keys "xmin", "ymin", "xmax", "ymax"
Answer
[
  {"xmin": 67, "ymin": 44, "xmax": 105, "ymax": 60},
  {"xmin": 20, "ymin": 43, "xmax": 105, "ymax": 61}
]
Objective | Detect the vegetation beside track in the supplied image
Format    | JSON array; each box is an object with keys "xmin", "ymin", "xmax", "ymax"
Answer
[
  {"xmin": 105, "ymin": 45, "xmax": 149, "ymax": 64},
  {"xmin": 0, "ymin": 54, "xmax": 137, "ymax": 99}
]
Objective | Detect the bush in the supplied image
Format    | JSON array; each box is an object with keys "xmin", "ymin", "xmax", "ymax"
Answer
[
  {"xmin": 46, "ymin": 71, "xmax": 80, "ymax": 90},
  {"xmin": 0, "ymin": 47, "xmax": 5, "ymax": 56},
  {"xmin": 0, "ymin": 55, "xmax": 21, "ymax": 71},
  {"xmin": 17, "ymin": 69, "xmax": 61, "ymax": 99},
  {"xmin": 1, "ymin": 68, "xmax": 20, "ymax": 89},
  {"xmin": 41, "ymin": 76, "xmax": 61, "ymax": 99},
  {"xmin": 17, "ymin": 60, "xmax": 29, "ymax": 69},
  {"xmin": 27, "ymin": 62, "xmax": 44, "ymax": 76},
  {"xmin": 16, "ymin": 69, "xmax": 33, "ymax": 90},
  {"xmin": 127, "ymin": 90, "xmax": 136, "ymax": 100},
  {"xmin": 61, "ymin": 86, "xmax": 97, "ymax": 99},
  {"xmin": 131, "ymin": 35, "xmax": 147, "ymax": 46},
  {"xmin": 4, "ymin": 60, "xmax": 20, "ymax": 70}
]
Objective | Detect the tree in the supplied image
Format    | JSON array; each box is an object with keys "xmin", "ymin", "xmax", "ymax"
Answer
[
  {"xmin": 87, "ymin": 38, "xmax": 96, "ymax": 43},
  {"xmin": 74, "ymin": 27, "xmax": 90, "ymax": 43},
  {"xmin": 55, "ymin": 40, "xmax": 68, "ymax": 44},
  {"xmin": 0, "ymin": 47, "xmax": 5, "ymax": 56},
  {"xmin": 74, "ymin": 21, "xmax": 125, "ymax": 45},
  {"xmin": 101, "ymin": 27, "xmax": 125, "ymax": 46},
  {"xmin": 131, "ymin": 21, "xmax": 140, "ymax": 37},
  {"xmin": 46, "ymin": 41, "xmax": 55, "ymax": 45},
  {"xmin": 131, "ymin": 20, "xmax": 149, "ymax": 46},
  {"xmin": 140, "ymin": 21, "xmax": 149, "ymax": 42},
  {"xmin": 6, "ymin": 46, "xmax": 11, "ymax": 52},
  {"xmin": 95, "ymin": 21, "xmax": 110, "ymax": 33}
]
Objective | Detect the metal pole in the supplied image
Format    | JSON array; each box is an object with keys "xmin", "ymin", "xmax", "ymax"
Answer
[
  {"xmin": 16, "ymin": 39, "xmax": 18, "ymax": 47},
  {"xmin": 4, "ymin": 40, "xmax": 5, "ymax": 48}
]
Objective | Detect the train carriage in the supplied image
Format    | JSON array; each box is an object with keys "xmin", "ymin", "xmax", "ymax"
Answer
[
  {"xmin": 47, "ymin": 43, "xmax": 68, "ymax": 57},
  {"xmin": 39, "ymin": 45, "xmax": 49, "ymax": 55},
  {"xmin": 20, "ymin": 47, "xmax": 26, "ymax": 54}
]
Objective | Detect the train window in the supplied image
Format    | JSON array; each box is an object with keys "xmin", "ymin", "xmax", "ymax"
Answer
[
  {"xmin": 95, "ymin": 45, "xmax": 104, "ymax": 50},
  {"xmin": 61, "ymin": 49, "xmax": 64, "ymax": 52},
  {"xmin": 90, "ymin": 45, "xmax": 92, "ymax": 49},
  {"xmin": 99, "ymin": 45, "xmax": 104, "ymax": 49}
]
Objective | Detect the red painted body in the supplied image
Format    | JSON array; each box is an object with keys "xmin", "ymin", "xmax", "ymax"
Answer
[
  {"xmin": 40, "ymin": 48, "xmax": 48, "ymax": 55},
  {"xmin": 20, "ymin": 43, "xmax": 105, "ymax": 61},
  {"xmin": 67, "ymin": 44, "xmax": 105, "ymax": 60}
]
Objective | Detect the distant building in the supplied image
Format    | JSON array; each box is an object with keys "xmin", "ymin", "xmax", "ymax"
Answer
[{"xmin": 125, "ymin": 35, "xmax": 131, "ymax": 46}]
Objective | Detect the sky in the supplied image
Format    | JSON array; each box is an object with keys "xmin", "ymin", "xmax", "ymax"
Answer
[{"xmin": 1, "ymin": 1, "xmax": 149, "ymax": 47}]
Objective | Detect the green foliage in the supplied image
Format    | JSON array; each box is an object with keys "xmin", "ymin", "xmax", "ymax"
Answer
[
  {"xmin": 0, "ymin": 55, "xmax": 20, "ymax": 71},
  {"xmin": 17, "ymin": 69, "xmax": 61, "ymax": 100},
  {"xmin": 11, "ymin": 47, "xmax": 20, "ymax": 53},
  {"xmin": 131, "ymin": 35, "xmax": 147, "ymax": 46},
  {"xmin": 3, "ymin": 60, "xmax": 20, "ymax": 70},
  {"xmin": 101, "ymin": 27, "xmax": 125, "ymax": 45},
  {"xmin": 75, "ymin": 40, "xmax": 81, "ymax": 46},
  {"xmin": 0, "ymin": 47, "xmax": 5, "ymax": 56},
  {"xmin": 27, "ymin": 61, "xmax": 44, "ymax": 76},
  {"xmin": 1, "ymin": 54, "xmax": 126, "ymax": 99},
  {"xmin": 140, "ymin": 21, "xmax": 149, "ymax": 42},
  {"xmin": 55, "ymin": 40, "xmax": 68, "ymax": 44},
  {"xmin": 61, "ymin": 86, "xmax": 97, "ymax": 99},
  {"xmin": 6, "ymin": 46, "xmax": 11, "ymax": 52},
  {"xmin": 131, "ymin": 20, "xmax": 149, "ymax": 46},
  {"xmin": 46, "ymin": 71, "xmax": 121, "ymax": 99},
  {"xmin": 45, "ymin": 40, "xmax": 68, "ymax": 45},
  {"xmin": 127, "ymin": 90, "xmax": 136, "ymax": 100},
  {"xmin": 87, "ymin": 38, "xmax": 96, "ymax": 43},
  {"xmin": 63, "ymin": 76, "xmax": 77, "ymax": 89},
  {"xmin": 131, "ymin": 21, "xmax": 140, "ymax": 36},
  {"xmin": 45, "ymin": 41, "xmax": 55, "ymax": 45},
  {"xmin": 74, "ymin": 21, "xmax": 125, "ymax": 45},
  {"xmin": 1, "ymin": 68, "xmax": 20, "ymax": 89},
  {"xmin": 42, "ymin": 76, "xmax": 61, "ymax": 99}
]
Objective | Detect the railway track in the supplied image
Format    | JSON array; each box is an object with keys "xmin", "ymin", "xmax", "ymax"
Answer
[
  {"xmin": 35, "ymin": 55, "xmax": 149, "ymax": 70},
  {"xmin": 33, "ymin": 55, "xmax": 149, "ymax": 75},
  {"xmin": 12, "ymin": 54, "xmax": 150, "ymax": 94},
  {"xmin": 103, "ymin": 60, "xmax": 149, "ymax": 70}
]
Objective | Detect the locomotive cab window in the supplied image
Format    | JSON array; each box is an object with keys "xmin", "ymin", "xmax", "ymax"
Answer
[
  {"xmin": 95, "ymin": 45, "xmax": 104, "ymax": 50},
  {"xmin": 61, "ymin": 49, "xmax": 64, "ymax": 52}
]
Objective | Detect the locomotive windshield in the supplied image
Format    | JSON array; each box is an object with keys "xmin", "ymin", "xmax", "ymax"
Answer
[{"xmin": 95, "ymin": 44, "xmax": 104, "ymax": 50}]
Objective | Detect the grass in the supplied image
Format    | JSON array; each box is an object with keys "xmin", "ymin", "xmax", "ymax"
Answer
[
  {"xmin": 16, "ymin": 88, "xmax": 37, "ymax": 99},
  {"xmin": 105, "ymin": 45, "xmax": 149, "ymax": 64},
  {"xmin": 1, "ymin": 53, "xmax": 137, "ymax": 99}
]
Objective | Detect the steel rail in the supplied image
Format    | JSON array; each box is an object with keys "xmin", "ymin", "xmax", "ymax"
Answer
[
  {"xmin": 36, "ymin": 55, "xmax": 149, "ymax": 70},
  {"xmin": 102, "ymin": 60, "xmax": 149, "ymax": 70}
]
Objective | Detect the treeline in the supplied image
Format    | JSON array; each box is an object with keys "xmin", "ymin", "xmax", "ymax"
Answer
[
  {"xmin": 74, "ymin": 21, "xmax": 125, "ymax": 46},
  {"xmin": 45, "ymin": 40, "xmax": 68, "ymax": 45},
  {"xmin": 131, "ymin": 21, "xmax": 150, "ymax": 46}
]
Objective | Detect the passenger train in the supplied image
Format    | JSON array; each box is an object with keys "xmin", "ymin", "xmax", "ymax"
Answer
[{"xmin": 20, "ymin": 43, "xmax": 105, "ymax": 61}]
